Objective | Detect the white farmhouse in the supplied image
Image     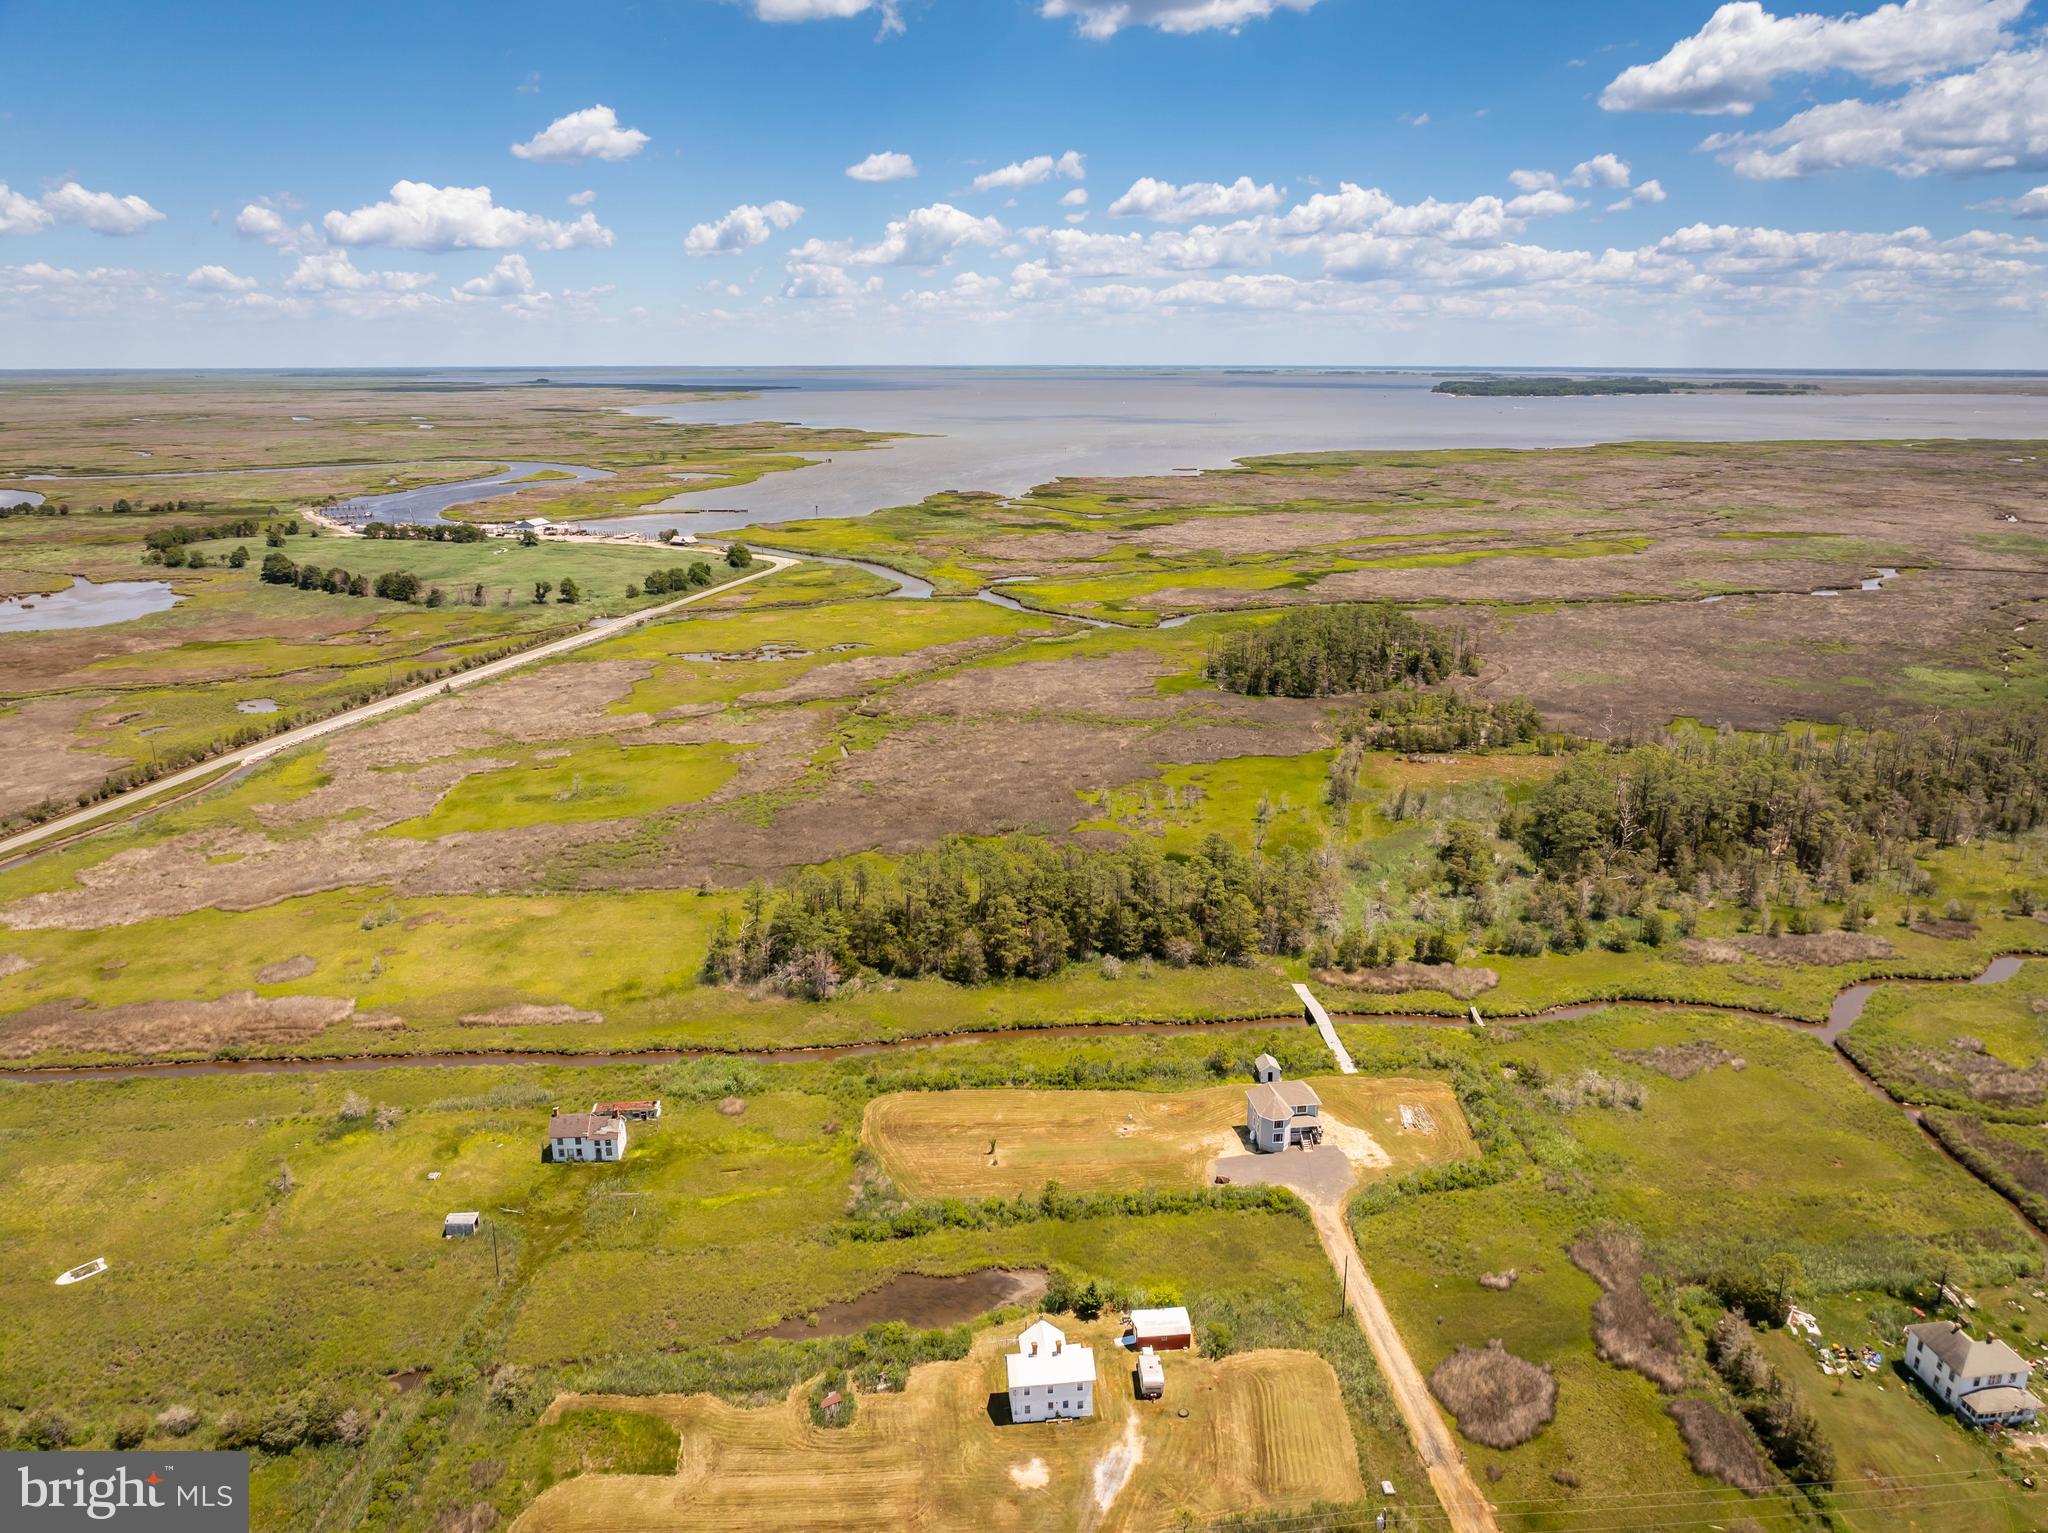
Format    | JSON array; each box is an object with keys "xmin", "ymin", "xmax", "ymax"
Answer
[
  {"xmin": 1904, "ymin": 1320, "xmax": 2043, "ymax": 1428},
  {"xmin": 1245, "ymin": 1077, "xmax": 1322, "ymax": 1153},
  {"xmin": 545, "ymin": 1109, "xmax": 627, "ymax": 1163},
  {"xmin": 1005, "ymin": 1318, "xmax": 1096, "ymax": 1423}
]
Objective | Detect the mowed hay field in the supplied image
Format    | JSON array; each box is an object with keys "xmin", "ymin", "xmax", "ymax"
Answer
[
  {"xmin": 863, "ymin": 1076, "xmax": 1474, "ymax": 1198},
  {"xmin": 511, "ymin": 1326, "xmax": 1363, "ymax": 1533}
]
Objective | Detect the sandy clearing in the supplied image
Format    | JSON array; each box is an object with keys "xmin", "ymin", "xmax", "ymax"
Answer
[
  {"xmin": 1091, "ymin": 1413, "xmax": 1144, "ymax": 1514},
  {"xmin": 1008, "ymin": 1457, "xmax": 1049, "ymax": 1491},
  {"xmin": 255, "ymin": 955, "xmax": 316, "ymax": 983}
]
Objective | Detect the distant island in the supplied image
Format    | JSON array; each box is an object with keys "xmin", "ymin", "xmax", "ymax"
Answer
[{"xmin": 1434, "ymin": 375, "xmax": 1821, "ymax": 397}]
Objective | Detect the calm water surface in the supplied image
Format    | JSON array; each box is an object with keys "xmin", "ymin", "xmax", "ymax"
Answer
[
  {"xmin": 0, "ymin": 576, "xmax": 180, "ymax": 632},
  {"xmin": 563, "ymin": 368, "xmax": 2048, "ymax": 537}
]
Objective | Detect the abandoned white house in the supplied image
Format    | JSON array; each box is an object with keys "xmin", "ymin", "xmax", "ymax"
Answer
[
  {"xmin": 1129, "ymin": 1306, "xmax": 1193, "ymax": 1351},
  {"xmin": 545, "ymin": 1109, "xmax": 628, "ymax": 1163},
  {"xmin": 1904, "ymin": 1320, "xmax": 2044, "ymax": 1428},
  {"xmin": 1245, "ymin": 1076, "xmax": 1322, "ymax": 1153},
  {"xmin": 592, "ymin": 1099, "xmax": 663, "ymax": 1121},
  {"xmin": 1005, "ymin": 1318, "xmax": 1097, "ymax": 1423}
]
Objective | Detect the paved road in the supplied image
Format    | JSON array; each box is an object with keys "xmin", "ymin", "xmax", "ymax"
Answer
[{"xmin": 0, "ymin": 554, "xmax": 794, "ymax": 864}]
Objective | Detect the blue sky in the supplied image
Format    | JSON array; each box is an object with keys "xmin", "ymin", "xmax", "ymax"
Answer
[{"xmin": 2, "ymin": 0, "xmax": 2045, "ymax": 367}]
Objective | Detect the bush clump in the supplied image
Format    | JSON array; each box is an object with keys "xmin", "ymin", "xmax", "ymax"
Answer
[{"xmin": 1427, "ymin": 1340, "xmax": 1557, "ymax": 1449}]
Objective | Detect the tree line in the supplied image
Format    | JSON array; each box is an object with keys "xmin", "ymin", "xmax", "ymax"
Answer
[
  {"xmin": 258, "ymin": 552, "xmax": 593, "ymax": 607},
  {"xmin": 1511, "ymin": 717, "xmax": 2046, "ymax": 882},
  {"xmin": 1205, "ymin": 602, "xmax": 1475, "ymax": 698},
  {"xmin": 703, "ymin": 833, "xmax": 1339, "ymax": 997}
]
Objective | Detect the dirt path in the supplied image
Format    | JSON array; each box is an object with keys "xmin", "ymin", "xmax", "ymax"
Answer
[
  {"xmin": 0, "ymin": 554, "xmax": 794, "ymax": 865},
  {"xmin": 1304, "ymin": 1193, "xmax": 1499, "ymax": 1533}
]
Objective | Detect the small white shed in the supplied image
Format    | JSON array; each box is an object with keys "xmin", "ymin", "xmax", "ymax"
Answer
[{"xmin": 442, "ymin": 1211, "xmax": 480, "ymax": 1238}]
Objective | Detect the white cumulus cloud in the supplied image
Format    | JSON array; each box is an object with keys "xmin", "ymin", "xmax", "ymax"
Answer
[
  {"xmin": 748, "ymin": 0, "xmax": 904, "ymax": 34},
  {"xmin": 0, "ymin": 184, "xmax": 53, "ymax": 236},
  {"xmin": 1601, "ymin": 0, "xmax": 2025, "ymax": 115},
  {"xmin": 41, "ymin": 182, "xmax": 166, "ymax": 236},
  {"xmin": 971, "ymin": 151, "xmax": 1086, "ymax": 193},
  {"xmin": 185, "ymin": 265, "xmax": 259, "ymax": 293},
  {"xmin": 685, "ymin": 200, "xmax": 804, "ymax": 255},
  {"xmin": 285, "ymin": 249, "xmax": 437, "ymax": 293},
  {"xmin": 1704, "ymin": 45, "xmax": 2048, "ymax": 178},
  {"xmin": 1108, "ymin": 176, "xmax": 1281, "ymax": 222},
  {"xmin": 790, "ymin": 202, "xmax": 1005, "ymax": 267},
  {"xmin": 323, "ymin": 182, "xmax": 614, "ymax": 252},
  {"xmin": 846, "ymin": 151, "xmax": 918, "ymax": 182},
  {"xmin": 456, "ymin": 253, "xmax": 537, "ymax": 298},
  {"xmin": 510, "ymin": 104, "xmax": 650, "ymax": 162},
  {"xmin": 1041, "ymin": 0, "xmax": 1320, "ymax": 40}
]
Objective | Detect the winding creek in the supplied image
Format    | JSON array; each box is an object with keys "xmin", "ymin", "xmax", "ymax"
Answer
[{"xmin": 8, "ymin": 953, "xmax": 2032, "ymax": 1086}]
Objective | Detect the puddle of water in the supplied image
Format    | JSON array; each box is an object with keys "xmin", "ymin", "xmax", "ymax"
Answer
[
  {"xmin": 0, "ymin": 576, "xmax": 181, "ymax": 633},
  {"xmin": 0, "ymin": 490, "xmax": 47, "ymax": 510},
  {"xmin": 235, "ymin": 699, "xmax": 279, "ymax": 715}
]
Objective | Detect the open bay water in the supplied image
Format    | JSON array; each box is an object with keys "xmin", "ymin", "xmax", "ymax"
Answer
[{"xmin": 534, "ymin": 367, "xmax": 2048, "ymax": 538}]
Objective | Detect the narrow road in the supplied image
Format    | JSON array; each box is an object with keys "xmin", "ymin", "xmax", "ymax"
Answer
[
  {"xmin": 0, "ymin": 554, "xmax": 793, "ymax": 864},
  {"xmin": 1307, "ymin": 1195, "xmax": 1499, "ymax": 1533}
]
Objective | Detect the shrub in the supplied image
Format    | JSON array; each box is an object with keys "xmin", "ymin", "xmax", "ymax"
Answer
[
  {"xmin": 154, "ymin": 1405, "xmax": 199, "ymax": 1438},
  {"xmin": 16, "ymin": 1408, "xmax": 75, "ymax": 1450},
  {"xmin": 1426, "ymin": 1341, "xmax": 1556, "ymax": 1449}
]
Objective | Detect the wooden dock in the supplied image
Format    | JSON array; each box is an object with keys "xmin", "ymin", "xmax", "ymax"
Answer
[{"xmin": 1291, "ymin": 982, "xmax": 1356, "ymax": 1074}]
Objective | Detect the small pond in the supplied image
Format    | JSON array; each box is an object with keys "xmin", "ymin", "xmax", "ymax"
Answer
[{"xmin": 0, "ymin": 576, "xmax": 181, "ymax": 633}]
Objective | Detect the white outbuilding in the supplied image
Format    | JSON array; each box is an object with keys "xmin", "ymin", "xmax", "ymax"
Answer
[
  {"xmin": 1005, "ymin": 1318, "xmax": 1096, "ymax": 1423},
  {"xmin": 1136, "ymin": 1347, "xmax": 1165, "ymax": 1400},
  {"xmin": 442, "ymin": 1211, "xmax": 480, "ymax": 1239}
]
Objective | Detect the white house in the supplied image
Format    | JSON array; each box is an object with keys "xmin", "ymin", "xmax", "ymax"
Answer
[
  {"xmin": 545, "ymin": 1109, "xmax": 628, "ymax": 1163},
  {"xmin": 1005, "ymin": 1318, "xmax": 1096, "ymax": 1423},
  {"xmin": 1246, "ymin": 1077, "xmax": 1322, "ymax": 1153},
  {"xmin": 1904, "ymin": 1320, "xmax": 2044, "ymax": 1428},
  {"xmin": 1253, "ymin": 1053, "xmax": 1282, "ymax": 1084}
]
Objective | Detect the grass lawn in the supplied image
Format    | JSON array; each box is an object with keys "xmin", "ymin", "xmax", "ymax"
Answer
[
  {"xmin": 1343, "ymin": 1007, "xmax": 2041, "ymax": 1528},
  {"xmin": 862, "ymin": 1076, "xmax": 1473, "ymax": 1198},
  {"xmin": 0, "ymin": 1037, "xmax": 1425, "ymax": 1530}
]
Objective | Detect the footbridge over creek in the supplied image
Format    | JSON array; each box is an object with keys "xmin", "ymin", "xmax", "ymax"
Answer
[{"xmin": 1291, "ymin": 982, "xmax": 1356, "ymax": 1074}]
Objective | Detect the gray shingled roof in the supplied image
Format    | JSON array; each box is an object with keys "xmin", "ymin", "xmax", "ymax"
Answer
[
  {"xmin": 1961, "ymin": 1384, "xmax": 2043, "ymax": 1415},
  {"xmin": 1247, "ymin": 1080, "xmax": 1321, "ymax": 1121},
  {"xmin": 1908, "ymin": 1321, "xmax": 2029, "ymax": 1379}
]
